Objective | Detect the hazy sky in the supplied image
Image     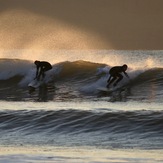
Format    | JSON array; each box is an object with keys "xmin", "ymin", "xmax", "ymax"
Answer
[{"xmin": 0, "ymin": 0, "xmax": 163, "ymax": 50}]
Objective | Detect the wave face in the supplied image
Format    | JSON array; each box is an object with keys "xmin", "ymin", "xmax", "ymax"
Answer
[
  {"xmin": 0, "ymin": 52, "xmax": 163, "ymax": 102},
  {"xmin": 0, "ymin": 109, "xmax": 163, "ymax": 149}
]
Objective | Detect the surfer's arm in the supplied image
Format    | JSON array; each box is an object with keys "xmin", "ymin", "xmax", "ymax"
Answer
[
  {"xmin": 124, "ymin": 72, "xmax": 129, "ymax": 78},
  {"xmin": 107, "ymin": 75, "xmax": 112, "ymax": 83},
  {"xmin": 35, "ymin": 66, "xmax": 39, "ymax": 78}
]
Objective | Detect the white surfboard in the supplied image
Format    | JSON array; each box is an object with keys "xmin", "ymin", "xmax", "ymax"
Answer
[
  {"xmin": 97, "ymin": 85, "xmax": 123, "ymax": 93},
  {"xmin": 28, "ymin": 79, "xmax": 43, "ymax": 88},
  {"xmin": 97, "ymin": 87, "xmax": 114, "ymax": 92},
  {"xmin": 97, "ymin": 87, "xmax": 109, "ymax": 92}
]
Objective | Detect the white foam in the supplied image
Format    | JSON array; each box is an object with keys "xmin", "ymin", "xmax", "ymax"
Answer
[{"xmin": 0, "ymin": 59, "xmax": 32, "ymax": 80}]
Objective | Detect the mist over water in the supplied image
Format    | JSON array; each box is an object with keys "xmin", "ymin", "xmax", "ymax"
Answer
[{"xmin": 0, "ymin": 50, "xmax": 163, "ymax": 69}]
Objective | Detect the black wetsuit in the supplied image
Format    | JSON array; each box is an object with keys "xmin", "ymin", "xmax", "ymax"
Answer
[{"xmin": 107, "ymin": 66, "xmax": 128, "ymax": 87}]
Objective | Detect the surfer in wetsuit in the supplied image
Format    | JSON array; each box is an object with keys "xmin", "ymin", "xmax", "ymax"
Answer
[
  {"xmin": 107, "ymin": 64, "xmax": 129, "ymax": 88},
  {"xmin": 34, "ymin": 60, "xmax": 52, "ymax": 80}
]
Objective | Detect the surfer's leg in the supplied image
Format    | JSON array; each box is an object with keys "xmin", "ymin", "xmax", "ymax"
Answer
[
  {"xmin": 106, "ymin": 76, "xmax": 112, "ymax": 88},
  {"xmin": 41, "ymin": 70, "xmax": 45, "ymax": 79},
  {"xmin": 107, "ymin": 76, "xmax": 117, "ymax": 87},
  {"xmin": 113, "ymin": 74, "xmax": 123, "ymax": 86},
  {"xmin": 37, "ymin": 71, "xmax": 41, "ymax": 80},
  {"xmin": 107, "ymin": 75, "xmax": 111, "ymax": 83}
]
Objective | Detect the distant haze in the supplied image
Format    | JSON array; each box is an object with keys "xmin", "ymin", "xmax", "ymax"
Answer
[{"xmin": 0, "ymin": 0, "xmax": 163, "ymax": 50}]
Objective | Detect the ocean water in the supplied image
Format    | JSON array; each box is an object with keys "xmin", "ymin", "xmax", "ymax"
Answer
[{"xmin": 0, "ymin": 50, "xmax": 163, "ymax": 162}]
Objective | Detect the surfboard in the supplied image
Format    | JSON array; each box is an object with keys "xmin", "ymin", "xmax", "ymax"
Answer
[
  {"xmin": 28, "ymin": 79, "xmax": 43, "ymax": 88},
  {"xmin": 97, "ymin": 87, "xmax": 116, "ymax": 93},
  {"xmin": 97, "ymin": 85, "xmax": 126, "ymax": 93},
  {"xmin": 97, "ymin": 87, "xmax": 110, "ymax": 92}
]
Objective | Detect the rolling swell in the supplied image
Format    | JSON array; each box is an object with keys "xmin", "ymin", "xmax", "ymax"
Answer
[
  {"xmin": 57, "ymin": 60, "xmax": 105, "ymax": 79},
  {"xmin": 129, "ymin": 68, "xmax": 163, "ymax": 102},
  {"xmin": 0, "ymin": 109, "xmax": 163, "ymax": 136}
]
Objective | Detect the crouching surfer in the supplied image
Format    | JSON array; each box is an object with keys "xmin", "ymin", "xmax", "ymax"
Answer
[
  {"xmin": 29, "ymin": 60, "xmax": 52, "ymax": 95},
  {"xmin": 34, "ymin": 60, "xmax": 52, "ymax": 80},
  {"xmin": 107, "ymin": 64, "xmax": 129, "ymax": 88}
]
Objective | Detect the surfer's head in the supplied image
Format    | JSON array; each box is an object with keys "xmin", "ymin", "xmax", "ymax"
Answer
[
  {"xmin": 34, "ymin": 60, "xmax": 40, "ymax": 66},
  {"xmin": 122, "ymin": 64, "xmax": 128, "ymax": 71}
]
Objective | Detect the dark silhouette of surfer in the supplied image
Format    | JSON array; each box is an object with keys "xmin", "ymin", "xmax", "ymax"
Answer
[
  {"xmin": 107, "ymin": 64, "xmax": 129, "ymax": 88},
  {"xmin": 34, "ymin": 60, "xmax": 52, "ymax": 80}
]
